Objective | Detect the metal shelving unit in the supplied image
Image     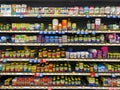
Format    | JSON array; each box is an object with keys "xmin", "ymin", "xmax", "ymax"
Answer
[{"xmin": 0, "ymin": 0, "xmax": 120, "ymax": 89}]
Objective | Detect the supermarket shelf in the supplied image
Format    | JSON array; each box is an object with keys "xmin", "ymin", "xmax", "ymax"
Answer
[
  {"xmin": 0, "ymin": 43, "xmax": 40, "ymax": 46},
  {"xmin": 1, "ymin": 30, "xmax": 120, "ymax": 34},
  {"xmin": 0, "ymin": 43, "xmax": 120, "ymax": 46},
  {"xmin": 1, "ymin": 86, "xmax": 120, "ymax": 89},
  {"xmin": 0, "ymin": 15, "xmax": 119, "ymax": 18},
  {"xmin": 0, "ymin": 72, "xmax": 120, "ymax": 76},
  {"xmin": 1, "ymin": 58, "xmax": 120, "ymax": 62},
  {"xmin": 0, "ymin": 30, "xmax": 39, "ymax": 33}
]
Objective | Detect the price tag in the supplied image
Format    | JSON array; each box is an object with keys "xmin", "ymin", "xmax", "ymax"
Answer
[
  {"xmin": 58, "ymin": 31, "xmax": 62, "ymax": 34},
  {"xmin": 34, "ymin": 59, "xmax": 38, "ymax": 63},
  {"xmin": 111, "ymin": 73, "xmax": 116, "ymax": 78},
  {"xmin": 108, "ymin": 87, "xmax": 113, "ymax": 90},
  {"xmin": 92, "ymin": 31, "xmax": 96, "ymax": 34},
  {"xmin": 80, "ymin": 31, "xmax": 84, "ymax": 34},
  {"xmin": 48, "ymin": 86, "xmax": 52, "ymax": 90},
  {"xmin": 90, "ymin": 72, "xmax": 95, "ymax": 77},
  {"xmin": 20, "ymin": 15, "xmax": 24, "ymax": 18},
  {"xmin": 39, "ymin": 73, "xmax": 43, "ymax": 77},
  {"xmin": 86, "ymin": 15, "xmax": 90, "ymax": 18},
  {"xmin": 2, "ymin": 59, "xmax": 7, "ymax": 63},
  {"xmin": 52, "ymin": 31, "xmax": 56, "ymax": 34},
  {"xmin": 106, "ymin": 15, "xmax": 111, "ymax": 18},
  {"xmin": 56, "ymin": 31, "xmax": 58, "ymax": 33},
  {"xmin": 84, "ymin": 31, "xmax": 88, "ymax": 34},
  {"xmin": 48, "ymin": 31, "xmax": 51, "ymax": 34},
  {"xmin": 29, "ymin": 59, "xmax": 33, "ymax": 63},
  {"xmin": 40, "ymin": 59, "xmax": 46, "ymax": 63},
  {"xmin": 37, "ymin": 15, "xmax": 41, "ymax": 18},
  {"xmin": 34, "ymin": 73, "xmax": 39, "ymax": 77},
  {"xmin": 112, "ymin": 15, "xmax": 117, "ymax": 18},
  {"xmin": 114, "ymin": 87, "xmax": 118, "ymax": 90},
  {"xmin": 45, "ymin": 31, "xmax": 48, "ymax": 34},
  {"xmin": 62, "ymin": 31, "xmax": 65, "ymax": 34},
  {"xmin": 76, "ymin": 31, "xmax": 80, "ymax": 34},
  {"xmin": 58, "ymin": 44, "xmax": 62, "ymax": 47},
  {"xmin": 95, "ymin": 73, "xmax": 99, "ymax": 77},
  {"xmin": 39, "ymin": 31, "xmax": 42, "ymax": 34}
]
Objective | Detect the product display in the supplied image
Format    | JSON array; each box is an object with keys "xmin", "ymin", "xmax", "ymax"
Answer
[
  {"xmin": 1, "ymin": 62, "xmax": 120, "ymax": 73},
  {"xmin": 1, "ymin": 46, "xmax": 120, "ymax": 59},
  {"xmin": 0, "ymin": 33, "xmax": 120, "ymax": 43},
  {"xmin": 3, "ymin": 76, "xmax": 120, "ymax": 87},
  {"xmin": 0, "ymin": 18, "xmax": 120, "ymax": 31},
  {"xmin": 0, "ymin": 0, "xmax": 120, "ymax": 90},
  {"xmin": 1, "ymin": 4, "xmax": 120, "ymax": 16}
]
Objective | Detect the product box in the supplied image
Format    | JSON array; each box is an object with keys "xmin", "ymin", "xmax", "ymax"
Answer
[{"xmin": 1, "ymin": 4, "xmax": 11, "ymax": 16}]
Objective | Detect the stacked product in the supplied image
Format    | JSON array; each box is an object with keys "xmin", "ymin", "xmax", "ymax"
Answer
[
  {"xmin": 0, "ymin": 18, "xmax": 120, "ymax": 31},
  {"xmin": 1, "ymin": 4, "xmax": 120, "ymax": 16},
  {"xmin": 0, "ymin": 33, "xmax": 120, "ymax": 43},
  {"xmin": 4, "ymin": 76, "xmax": 120, "ymax": 87}
]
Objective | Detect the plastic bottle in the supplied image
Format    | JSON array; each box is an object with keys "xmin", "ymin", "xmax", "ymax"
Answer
[{"xmin": 87, "ymin": 20, "xmax": 91, "ymax": 30}]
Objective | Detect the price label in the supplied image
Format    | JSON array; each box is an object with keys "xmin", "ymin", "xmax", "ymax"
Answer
[
  {"xmin": 112, "ymin": 15, "xmax": 117, "ymax": 18},
  {"xmin": 44, "ymin": 31, "xmax": 48, "ymax": 34},
  {"xmin": 48, "ymin": 86, "xmax": 52, "ymax": 90},
  {"xmin": 92, "ymin": 31, "xmax": 96, "ymax": 34},
  {"xmin": 40, "ymin": 59, "xmax": 46, "ymax": 63},
  {"xmin": 95, "ymin": 73, "xmax": 99, "ymax": 77},
  {"xmin": 111, "ymin": 73, "xmax": 116, "ymax": 78},
  {"xmin": 2, "ymin": 59, "xmax": 7, "ymax": 63},
  {"xmin": 58, "ymin": 31, "xmax": 62, "ymax": 34},
  {"xmin": 86, "ymin": 15, "xmax": 90, "ymax": 18},
  {"xmin": 76, "ymin": 31, "xmax": 80, "ymax": 34},
  {"xmin": 29, "ymin": 59, "xmax": 33, "ymax": 63},
  {"xmin": 106, "ymin": 15, "xmax": 111, "ymax": 18},
  {"xmin": 58, "ymin": 44, "xmax": 62, "ymax": 47},
  {"xmin": 37, "ymin": 15, "xmax": 41, "ymax": 18},
  {"xmin": 39, "ymin": 73, "xmax": 43, "ymax": 77},
  {"xmin": 108, "ymin": 87, "xmax": 113, "ymax": 90},
  {"xmin": 84, "ymin": 31, "xmax": 88, "ymax": 34},
  {"xmin": 80, "ymin": 31, "xmax": 84, "ymax": 34},
  {"xmin": 39, "ymin": 31, "xmax": 42, "ymax": 34},
  {"xmin": 20, "ymin": 15, "xmax": 24, "ymax": 18},
  {"xmin": 90, "ymin": 72, "xmax": 95, "ymax": 77},
  {"xmin": 34, "ymin": 73, "xmax": 39, "ymax": 77},
  {"xmin": 114, "ymin": 87, "xmax": 118, "ymax": 90},
  {"xmin": 48, "ymin": 31, "xmax": 51, "ymax": 34},
  {"xmin": 62, "ymin": 31, "xmax": 65, "ymax": 34}
]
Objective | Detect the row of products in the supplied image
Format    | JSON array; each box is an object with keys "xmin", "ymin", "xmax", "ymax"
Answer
[
  {"xmin": 4, "ymin": 76, "xmax": 120, "ymax": 87},
  {"xmin": 0, "ymin": 18, "xmax": 120, "ymax": 31},
  {"xmin": 1, "ymin": 33, "xmax": 120, "ymax": 43},
  {"xmin": 1, "ymin": 62, "xmax": 120, "ymax": 73},
  {"xmin": 0, "ymin": 48, "xmax": 36, "ymax": 58},
  {"xmin": 4, "ymin": 76, "xmax": 81, "ymax": 86},
  {"xmin": 1, "ymin": 46, "xmax": 120, "ymax": 59},
  {"xmin": 75, "ymin": 62, "xmax": 120, "ymax": 73},
  {"xmin": 0, "ymin": 62, "xmax": 72, "ymax": 73},
  {"xmin": 1, "ymin": 4, "xmax": 120, "ymax": 16}
]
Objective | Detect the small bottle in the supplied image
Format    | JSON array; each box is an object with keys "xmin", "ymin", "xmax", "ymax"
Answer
[
  {"xmin": 87, "ymin": 21, "xmax": 91, "ymax": 30},
  {"xmin": 67, "ymin": 18, "xmax": 72, "ymax": 30}
]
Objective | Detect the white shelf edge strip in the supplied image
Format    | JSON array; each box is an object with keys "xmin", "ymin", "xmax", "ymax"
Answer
[
  {"xmin": 0, "ymin": 43, "xmax": 120, "ymax": 46},
  {"xmin": 1, "ymin": 58, "xmax": 120, "ymax": 62},
  {"xmin": 0, "ymin": 73, "xmax": 120, "ymax": 76},
  {"xmin": 1, "ymin": 86, "xmax": 120, "ymax": 89}
]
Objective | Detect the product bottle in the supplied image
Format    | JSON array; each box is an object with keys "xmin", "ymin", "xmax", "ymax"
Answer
[
  {"xmin": 67, "ymin": 18, "xmax": 72, "ymax": 30},
  {"xmin": 87, "ymin": 20, "xmax": 91, "ymax": 30},
  {"xmin": 53, "ymin": 19, "xmax": 59, "ymax": 31}
]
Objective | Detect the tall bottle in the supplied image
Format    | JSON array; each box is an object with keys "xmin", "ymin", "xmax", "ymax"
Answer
[
  {"xmin": 87, "ymin": 20, "xmax": 91, "ymax": 30},
  {"xmin": 67, "ymin": 18, "xmax": 72, "ymax": 30}
]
